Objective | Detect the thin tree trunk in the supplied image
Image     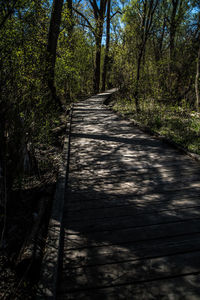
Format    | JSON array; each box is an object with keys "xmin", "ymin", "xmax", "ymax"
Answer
[
  {"xmin": 92, "ymin": 0, "xmax": 108, "ymax": 93},
  {"xmin": 195, "ymin": 43, "xmax": 200, "ymax": 112},
  {"xmin": 102, "ymin": 0, "xmax": 111, "ymax": 91},
  {"xmin": 73, "ymin": 0, "xmax": 107, "ymax": 94},
  {"xmin": 133, "ymin": 0, "xmax": 158, "ymax": 112},
  {"xmin": 134, "ymin": 50, "xmax": 143, "ymax": 113},
  {"xmin": 169, "ymin": 0, "xmax": 179, "ymax": 62},
  {"xmin": 94, "ymin": 32, "xmax": 103, "ymax": 93},
  {"xmin": 65, "ymin": 0, "xmax": 73, "ymax": 100},
  {"xmin": 46, "ymin": 0, "xmax": 64, "ymax": 107}
]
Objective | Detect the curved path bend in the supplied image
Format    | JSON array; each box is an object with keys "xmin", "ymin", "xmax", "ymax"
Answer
[{"xmin": 57, "ymin": 91, "xmax": 200, "ymax": 299}]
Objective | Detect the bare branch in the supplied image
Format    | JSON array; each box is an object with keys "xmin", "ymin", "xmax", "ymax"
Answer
[
  {"xmin": 73, "ymin": 7, "xmax": 95, "ymax": 34},
  {"xmin": 110, "ymin": 10, "xmax": 122, "ymax": 20},
  {"xmin": 79, "ymin": 23, "xmax": 92, "ymax": 30}
]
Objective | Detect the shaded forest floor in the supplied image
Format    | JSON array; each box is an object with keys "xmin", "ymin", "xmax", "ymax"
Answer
[
  {"xmin": 109, "ymin": 92, "xmax": 200, "ymax": 156},
  {"xmin": 0, "ymin": 114, "xmax": 68, "ymax": 299}
]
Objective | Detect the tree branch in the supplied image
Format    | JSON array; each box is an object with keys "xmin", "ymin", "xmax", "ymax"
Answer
[
  {"xmin": 110, "ymin": 10, "xmax": 122, "ymax": 20},
  {"xmin": 89, "ymin": 0, "xmax": 99, "ymax": 19},
  {"xmin": 73, "ymin": 7, "xmax": 95, "ymax": 34},
  {"xmin": 101, "ymin": 0, "xmax": 108, "ymax": 16}
]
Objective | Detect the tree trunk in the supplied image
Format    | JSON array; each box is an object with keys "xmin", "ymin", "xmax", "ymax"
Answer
[
  {"xmin": 73, "ymin": 0, "xmax": 107, "ymax": 93},
  {"xmin": 195, "ymin": 42, "xmax": 200, "ymax": 112},
  {"xmin": 94, "ymin": 31, "xmax": 103, "ymax": 93},
  {"xmin": 46, "ymin": 0, "xmax": 64, "ymax": 107},
  {"xmin": 102, "ymin": 0, "xmax": 111, "ymax": 91},
  {"xmin": 92, "ymin": 0, "xmax": 108, "ymax": 93},
  {"xmin": 169, "ymin": 0, "xmax": 179, "ymax": 66},
  {"xmin": 133, "ymin": 0, "xmax": 158, "ymax": 112},
  {"xmin": 134, "ymin": 49, "xmax": 143, "ymax": 113}
]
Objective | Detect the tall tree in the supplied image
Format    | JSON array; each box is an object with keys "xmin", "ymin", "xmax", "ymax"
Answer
[
  {"xmin": 102, "ymin": 0, "xmax": 111, "ymax": 91},
  {"xmin": 74, "ymin": 0, "xmax": 108, "ymax": 93},
  {"xmin": 195, "ymin": 34, "xmax": 200, "ymax": 112},
  {"xmin": 169, "ymin": 0, "xmax": 185, "ymax": 63},
  {"xmin": 133, "ymin": 0, "xmax": 159, "ymax": 112},
  {"xmin": 91, "ymin": 0, "xmax": 108, "ymax": 92},
  {"xmin": 46, "ymin": 0, "xmax": 64, "ymax": 107}
]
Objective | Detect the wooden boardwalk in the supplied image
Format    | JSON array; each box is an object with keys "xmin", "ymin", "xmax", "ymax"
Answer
[{"xmin": 57, "ymin": 92, "xmax": 200, "ymax": 299}]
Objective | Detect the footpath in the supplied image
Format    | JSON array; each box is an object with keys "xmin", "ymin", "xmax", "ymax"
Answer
[{"xmin": 51, "ymin": 91, "xmax": 200, "ymax": 299}]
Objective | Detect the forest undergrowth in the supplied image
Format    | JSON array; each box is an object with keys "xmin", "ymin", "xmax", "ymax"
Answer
[
  {"xmin": 111, "ymin": 91, "xmax": 200, "ymax": 155},
  {"xmin": 0, "ymin": 112, "xmax": 68, "ymax": 300}
]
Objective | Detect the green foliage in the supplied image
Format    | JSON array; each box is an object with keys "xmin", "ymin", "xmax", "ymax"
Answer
[
  {"xmin": 113, "ymin": 93, "xmax": 200, "ymax": 155},
  {"xmin": 109, "ymin": 0, "xmax": 200, "ymax": 159},
  {"xmin": 0, "ymin": 0, "xmax": 97, "ymax": 190},
  {"xmin": 111, "ymin": 0, "xmax": 199, "ymax": 108},
  {"xmin": 0, "ymin": 0, "xmax": 55, "ymax": 187},
  {"xmin": 56, "ymin": 28, "xmax": 94, "ymax": 100}
]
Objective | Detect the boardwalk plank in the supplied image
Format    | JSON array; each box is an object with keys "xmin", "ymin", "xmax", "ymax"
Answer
[
  {"xmin": 65, "ymin": 207, "xmax": 200, "ymax": 233},
  {"xmin": 57, "ymin": 273, "xmax": 200, "ymax": 300},
  {"xmin": 63, "ymin": 233, "xmax": 200, "ymax": 267},
  {"xmin": 67, "ymin": 202, "xmax": 200, "ymax": 221},
  {"xmin": 59, "ymin": 251, "xmax": 200, "ymax": 292},
  {"xmin": 64, "ymin": 219, "xmax": 200, "ymax": 249},
  {"xmin": 65, "ymin": 192, "xmax": 200, "ymax": 211}
]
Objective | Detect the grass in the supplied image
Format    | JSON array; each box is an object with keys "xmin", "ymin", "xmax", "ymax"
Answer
[{"xmin": 112, "ymin": 95, "xmax": 200, "ymax": 155}]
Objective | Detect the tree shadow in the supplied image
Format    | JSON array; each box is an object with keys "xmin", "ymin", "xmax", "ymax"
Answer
[{"xmin": 57, "ymin": 97, "xmax": 200, "ymax": 299}]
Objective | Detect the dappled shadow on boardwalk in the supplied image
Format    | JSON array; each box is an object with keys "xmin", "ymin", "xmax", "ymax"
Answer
[{"xmin": 57, "ymin": 96, "xmax": 200, "ymax": 299}]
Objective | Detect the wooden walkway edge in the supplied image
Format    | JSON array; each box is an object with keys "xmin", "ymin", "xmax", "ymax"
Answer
[{"xmin": 36, "ymin": 107, "xmax": 73, "ymax": 299}]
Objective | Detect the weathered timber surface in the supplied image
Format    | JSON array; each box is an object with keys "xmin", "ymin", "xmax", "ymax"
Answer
[{"xmin": 57, "ymin": 91, "xmax": 200, "ymax": 299}]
